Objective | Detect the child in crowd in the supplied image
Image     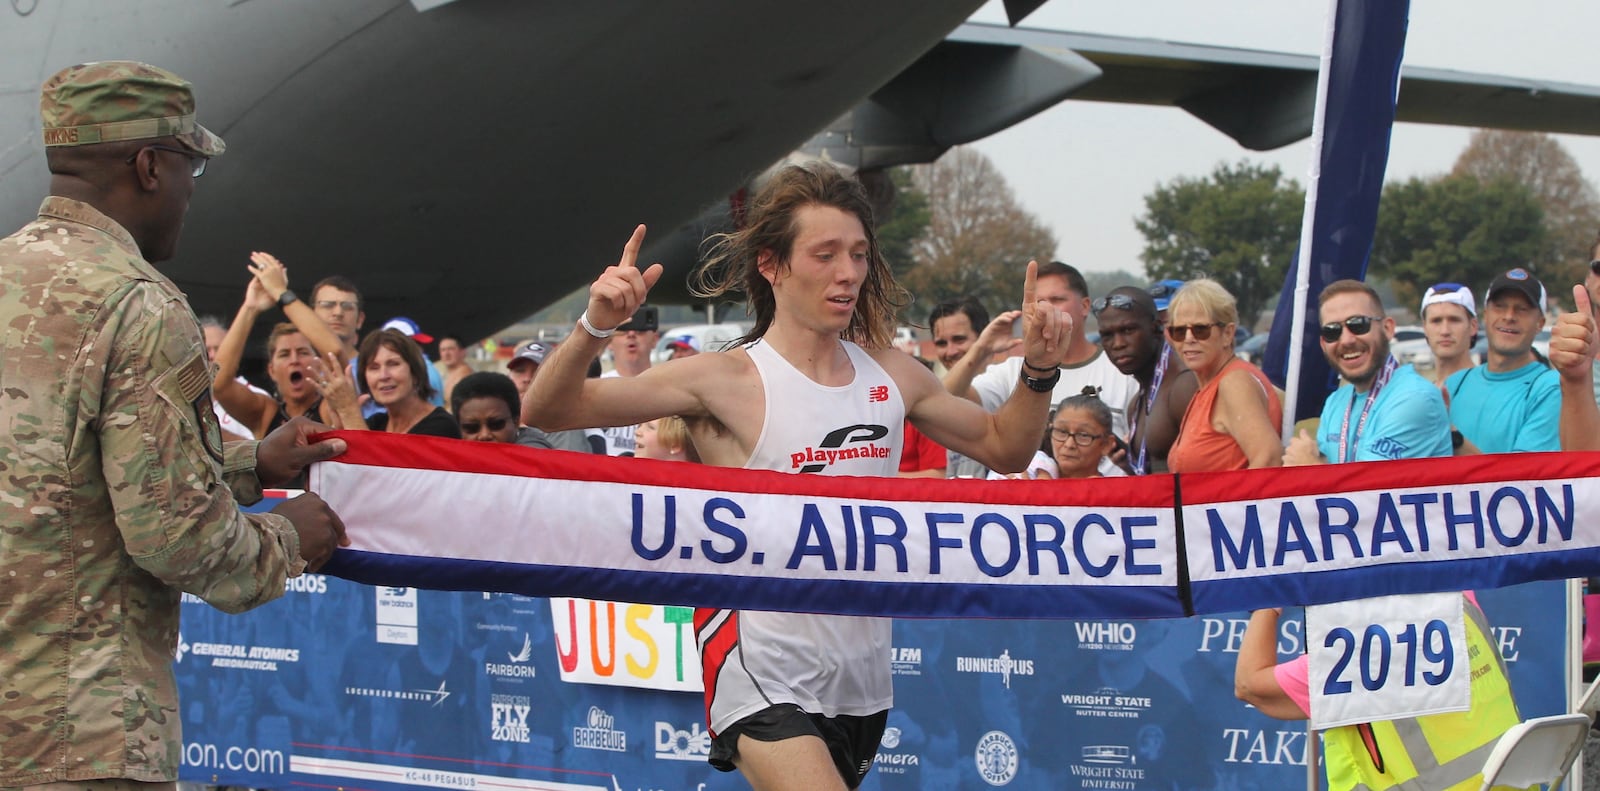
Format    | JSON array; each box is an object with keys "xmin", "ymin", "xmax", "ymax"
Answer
[
  {"xmin": 635, "ymin": 416, "xmax": 699, "ymax": 462},
  {"xmin": 1048, "ymin": 390, "xmax": 1118, "ymax": 479}
]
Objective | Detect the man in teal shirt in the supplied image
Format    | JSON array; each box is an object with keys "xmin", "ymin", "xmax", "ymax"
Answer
[
  {"xmin": 1444, "ymin": 268, "xmax": 1560, "ymax": 454},
  {"xmin": 1285, "ymin": 280, "xmax": 1452, "ymax": 464}
]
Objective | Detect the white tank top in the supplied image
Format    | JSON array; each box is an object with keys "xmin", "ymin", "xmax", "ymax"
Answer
[{"xmin": 703, "ymin": 339, "xmax": 904, "ymax": 730}]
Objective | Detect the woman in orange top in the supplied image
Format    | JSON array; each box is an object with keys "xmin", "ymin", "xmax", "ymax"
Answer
[{"xmin": 1164, "ymin": 279, "xmax": 1283, "ymax": 472}]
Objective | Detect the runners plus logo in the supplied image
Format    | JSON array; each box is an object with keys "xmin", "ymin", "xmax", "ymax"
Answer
[{"xmin": 868, "ymin": 385, "xmax": 889, "ymax": 403}]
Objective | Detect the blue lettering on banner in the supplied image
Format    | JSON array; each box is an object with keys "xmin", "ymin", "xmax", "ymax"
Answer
[
  {"xmin": 701, "ymin": 497, "xmax": 747, "ymax": 563},
  {"xmin": 1206, "ymin": 485, "xmax": 1576, "ymax": 572}
]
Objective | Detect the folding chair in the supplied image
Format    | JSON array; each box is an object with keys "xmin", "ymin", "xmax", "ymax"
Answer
[{"xmin": 1477, "ymin": 713, "xmax": 1590, "ymax": 791}]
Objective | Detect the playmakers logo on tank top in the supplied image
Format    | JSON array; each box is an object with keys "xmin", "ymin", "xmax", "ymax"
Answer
[{"xmin": 789, "ymin": 423, "xmax": 894, "ymax": 473}]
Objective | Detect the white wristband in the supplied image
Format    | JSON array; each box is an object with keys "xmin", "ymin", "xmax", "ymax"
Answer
[{"xmin": 578, "ymin": 311, "xmax": 616, "ymax": 339}]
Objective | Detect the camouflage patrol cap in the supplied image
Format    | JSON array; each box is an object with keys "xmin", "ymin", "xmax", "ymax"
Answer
[{"xmin": 40, "ymin": 60, "xmax": 225, "ymax": 156}]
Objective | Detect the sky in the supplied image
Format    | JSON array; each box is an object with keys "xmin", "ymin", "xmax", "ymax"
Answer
[{"xmin": 963, "ymin": 0, "xmax": 1600, "ymax": 276}]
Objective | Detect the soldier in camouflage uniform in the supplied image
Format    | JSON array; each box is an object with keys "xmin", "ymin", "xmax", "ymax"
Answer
[{"xmin": 0, "ymin": 61, "xmax": 349, "ymax": 790}]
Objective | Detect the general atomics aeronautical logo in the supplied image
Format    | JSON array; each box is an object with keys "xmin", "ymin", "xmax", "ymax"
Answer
[
  {"xmin": 573, "ymin": 706, "xmax": 627, "ymax": 752},
  {"xmin": 955, "ymin": 648, "xmax": 1035, "ymax": 689},
  {"xmin": 975, "ymin": 730, "xmax": 1019, "ymax": 786}
]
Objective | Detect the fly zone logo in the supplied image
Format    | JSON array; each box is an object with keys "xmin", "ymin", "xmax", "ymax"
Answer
[
  {"xmin": 791, "ymin": 424, "xmax": 892, "ymax": 473},
  {"xmin": 490, "ymin": 694, "xmax": 531, "ymax": 743}
]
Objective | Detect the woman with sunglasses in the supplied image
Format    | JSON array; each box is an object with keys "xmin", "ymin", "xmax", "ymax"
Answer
[{"xmin": 1164, "ymin": 279, "xmax": 1283, "ymax": 471}]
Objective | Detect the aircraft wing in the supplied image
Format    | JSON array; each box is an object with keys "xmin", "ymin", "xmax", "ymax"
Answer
[{"xmin": 943, "ymin": 23, "xmax": 1600, "ymax": 151}]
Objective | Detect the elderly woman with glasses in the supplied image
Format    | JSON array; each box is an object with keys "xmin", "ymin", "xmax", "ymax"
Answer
[{"xmin": 1163, "ymin": 279, "xmax": 1283, "ymax": 471}]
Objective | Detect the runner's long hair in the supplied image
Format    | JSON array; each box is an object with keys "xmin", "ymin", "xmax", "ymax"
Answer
[{"xmin": 691, "ymin": 163, "xmax": 908, "ymax": 349}]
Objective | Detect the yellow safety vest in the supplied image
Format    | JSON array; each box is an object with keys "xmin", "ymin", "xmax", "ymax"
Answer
[{"xmin": 1323, "ymin": 595, "xmax": 1526, "ymax": 791}]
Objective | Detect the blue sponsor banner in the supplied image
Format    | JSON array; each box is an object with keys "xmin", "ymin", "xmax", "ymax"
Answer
[{"xmin": 177, "ymin": 503, "xmax": 1566, "ymax": 789}]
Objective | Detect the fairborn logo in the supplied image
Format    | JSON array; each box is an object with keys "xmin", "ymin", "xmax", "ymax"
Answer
[
  {"xmin": 955, "ymin": 649, "xmax": 1035, "ymax": 689},
  {"xmin": 485, "ymin": 634, "xmax": 538, "ymax": 681},
  {"xmin": 1076, "ymin": 621, "xmax": 1138, "ymax": 651},
  {"xmin": 875, "ymin": 727, "xmax": 920, "ymax": 775},
  {"xmin": 509, "ymin": 633, "xmax": 533, "ymax": 662},
  {"xmin": 654, "ymin": 721, "xmax": 711, "ymax": 761},
  {"xmin": 975, "ymin": 730, "xmax": 1018, "ymax": 786},
  {"xmin": 572, "ymin": 706, "xmax": 627, "ymax": 752},
  {"xmin": 490, "ymin": 693, "xmax": 531, "ymax": 743},
  {"xmin": 890, "ymin": 646, "xmax": 922, "ymax": 677}
]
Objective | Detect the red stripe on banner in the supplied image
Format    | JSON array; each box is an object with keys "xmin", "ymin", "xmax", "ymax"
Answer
[
  {"xmin": 311, "ymin": 430, "xmax": 1173, "ymax": 509},
  {"xmin": 695, "ymin": 608, "xmax": 740, "ymax": 733},
  {"xmin": 1178, "ymin": 451, "xmax": 1600, "ymax": 505}
]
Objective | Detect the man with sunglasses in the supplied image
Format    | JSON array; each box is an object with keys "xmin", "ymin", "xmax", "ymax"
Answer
[
  {"xmin": 1285, "ymin": 280, "xmax": 1452, "ymax": 465},
  {"xmin": 0, "ymin": 61, "xmax": 349, "ymax": 788},
  {"xmin": 1418, "ymin": 282, "xmax": 1479, "ymax": 385},
  {"xmin": 1092, "ymin": 286, "xmax": 1198, "ymax": 474},
  {"xmin": 1258, "ymin": 281, "xmax": 1522, "ymax": 791},
  {"xmin": 1442, "ymin": 268, "xmax": 1559, "ymax": 455}
]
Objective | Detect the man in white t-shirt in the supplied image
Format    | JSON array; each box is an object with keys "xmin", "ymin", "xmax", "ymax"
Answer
[{"xmin": 942, "ymin": 262, "xmax": 1137, "ymax": 477}]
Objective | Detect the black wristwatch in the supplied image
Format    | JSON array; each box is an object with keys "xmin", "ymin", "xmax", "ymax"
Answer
[
  {"xmin": 1020, "ymin": 365, "xmax": 1061, "ymax": 393},
  {"xmin": 277, "ymin": 289, "xmax": 299, "ymax": 309},
  {"xmin": 1451, "ymin": 429, "xmax": 1465, "ymax": 451}
]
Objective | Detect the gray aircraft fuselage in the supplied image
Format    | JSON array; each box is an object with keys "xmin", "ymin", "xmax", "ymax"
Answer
[{"xmin": 0, "ymin": 0, "xmax": 986, "ymax": 344}]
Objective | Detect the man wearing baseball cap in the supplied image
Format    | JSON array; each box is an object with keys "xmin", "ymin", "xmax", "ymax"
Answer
[
  {"xmin": 666, "ymin": 333, "xmax": 700, "ymax": 360},
  {"xmin": 0, "ymin": 61, "xmax": 347, "ymax": 787},
  {"xmin": 507, "ymin": 340, "xmax": 551, "ymax": 397},
  {"xmin": 1444, "ymin": 267, "xmax": 1560, "ymax": 455},
  {"xmin": 1418, "ymin": 282, "xmax": 1479, "ymax": 384},
  {"xmin": 507, "ymin": 340, "xmax": 597, "ymax": 453}
]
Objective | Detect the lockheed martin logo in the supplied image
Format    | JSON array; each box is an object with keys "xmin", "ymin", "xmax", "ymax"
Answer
[{"xmin": 413, "ymin": 680, "xmax": 451, "ymax": 707}]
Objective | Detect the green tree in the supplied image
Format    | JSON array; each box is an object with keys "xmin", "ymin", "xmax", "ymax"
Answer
[
  {"xmin": 1135, "ymin": 161, "xmax": 1304, "ymax": 327},
  {"xmin": 901, "ymin": 147, "xmax": 1058, "ymax": 319},
  {"xmin": 1370, "ymin": 173, "xmax": 1547, "ymax": 309},
  {"xmin": 1451, "ymin": 129, "xmax": 1600, "ymax": 293},
  {"xmin": 874, "ymin": 166, "xmax": 931, "ymax": 284}
]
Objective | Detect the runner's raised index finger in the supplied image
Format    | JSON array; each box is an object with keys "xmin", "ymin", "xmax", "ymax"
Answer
[
  {"xmin": 618, "ymin": 224, "xmax": 647, "ymax": 270},
  {"xmin": 1022, "ymin": 260, "xmax": 1038, "ymax": 308}
]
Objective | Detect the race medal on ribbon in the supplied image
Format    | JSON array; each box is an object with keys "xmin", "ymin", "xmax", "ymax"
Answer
[{"xmin": 1306, "ymin": 592, "xmax": 1469, "ymax": 730}]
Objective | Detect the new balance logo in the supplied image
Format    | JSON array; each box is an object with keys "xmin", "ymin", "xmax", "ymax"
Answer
[{"xmin": 868, "ymin": 385, "xmax": 889, "ymax": 403}]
